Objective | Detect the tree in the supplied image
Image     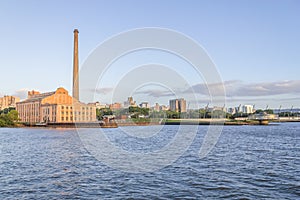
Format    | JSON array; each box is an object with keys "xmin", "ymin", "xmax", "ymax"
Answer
[
  {"xmin": 0, "ymin": 107, "xmax": 15, "ymax": 115},
  {"xmin": 128, "ymin": 106, "xmax": 149, "ymax": 117},
  {"xmin": 166, "ymin": 110, "xmax": 180, "ymax": 119},
  {"xmin": 0, "ymin": 110, "xmax": 19, "ymax": 127},
  {"xmin": 255, "ymin": 109, "xmax": 264, "ymax": 114},
  {"xmin": 96, "ymin": 108, "xmax": 113, "ymax": 120},
  {"xmin": 264, "ymin": 109, "xmax": 274, "ymax": 114},
  {"xmin": 7, "ymin": 110, "xmax": 19, "ymax": 121}
]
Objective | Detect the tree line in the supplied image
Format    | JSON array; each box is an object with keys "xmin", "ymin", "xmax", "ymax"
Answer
[{"xmin": 0, "ymin": 108, "xmax": 19, "ymax": 127}]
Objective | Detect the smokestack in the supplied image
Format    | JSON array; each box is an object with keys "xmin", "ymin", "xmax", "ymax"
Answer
[{"xmin": 73, "ymin": 29, "xmax": 79, "ymax": 100}]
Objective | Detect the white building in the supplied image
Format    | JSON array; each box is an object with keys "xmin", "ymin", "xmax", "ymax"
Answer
[
  {"xmin": 139, "ymin": 102, "xmax": 150, "ymax": 109},
  {"xmin": 242, "ymin": 105, "xmax": 254, "ymax": 114}
]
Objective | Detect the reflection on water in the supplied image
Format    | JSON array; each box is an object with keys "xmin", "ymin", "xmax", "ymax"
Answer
[{"xmin": 0, "ymin": 123, "xmax": 299, "ymax": 199}]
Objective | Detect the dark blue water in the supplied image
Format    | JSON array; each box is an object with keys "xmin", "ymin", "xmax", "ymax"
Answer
[{"xmin": 0, "ymin": 123, "xmax": 299, "ymax": 199}]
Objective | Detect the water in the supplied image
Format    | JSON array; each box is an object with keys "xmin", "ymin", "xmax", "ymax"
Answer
[{"xmin": 0, "ymin": 123, "xmax": 299, "ymax": 199}]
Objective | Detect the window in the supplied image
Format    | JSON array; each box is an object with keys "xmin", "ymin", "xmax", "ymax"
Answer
[
  {"xmin": 61, "ymin": 106, "xmax": 64, "ymax": 109},
  {"xmin": 61, "ymin": 117, "xmax": 64, "ymax": 121}
]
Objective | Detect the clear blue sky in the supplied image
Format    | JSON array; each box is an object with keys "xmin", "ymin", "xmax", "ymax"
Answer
[{"xmin": 0, "ymin": 0, "xmax": 299, "ymax": 108}]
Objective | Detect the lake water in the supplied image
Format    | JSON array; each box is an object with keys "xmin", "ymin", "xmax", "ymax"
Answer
[{"xmin": 0, "ymin": 123, "xmax": 299, "ymax": 199}]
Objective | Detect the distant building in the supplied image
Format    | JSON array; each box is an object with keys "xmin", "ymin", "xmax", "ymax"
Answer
[
  {"xmin": 227, "ymin": 107, "xmax": 236, "ymax": 115},
  {"xmin": 235, "ymin": 106, "xmax": 243, "ymax": 113},
  {"xmin": 169, "ymin": 98, "xmax": 187, "ymax": 112},
  {"xmin": 16, "ymin": 87, "xmax": 96, "ymax": 124},
  {"xmin": 95, "ymin": 102, "xmax": 109, "ymax": 109},
  {"xmin": 109, "ymin": 102, "xmax": 122, "ymax": 111},
  {"xmin": 160, "ymin": 105, "xmax": 169, "ymax": 111},
  {"xmin": 124, "ymin": 96, "xmax": 137, "ymax": 108},
  {"xmin": 212, "ymin": 106, "xmax": 226, "ymax": 112},
  {"xmin": 0, "ymin": 95, "xmax": 20, "ymax": 110},
  {"xmin": 153, "ymin": 103, "xmax": 160, "ymax": 112},
  {"xmin": 139, "ymin": 102, "xmax": 150, "ymax": 109},
  {"xmin": 242, "ymin": 105, "xmax": 254, "ymax": 114}
]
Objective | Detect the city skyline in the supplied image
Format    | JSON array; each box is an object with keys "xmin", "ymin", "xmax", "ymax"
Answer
[{"xmin": 0, "ymin": 1, "xmax": 299, "ymax": 108}]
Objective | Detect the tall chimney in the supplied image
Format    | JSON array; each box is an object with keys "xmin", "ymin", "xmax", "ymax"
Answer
[{"xmin": 73, "ymin": 29, "xmax": 79, "ymax": 100}]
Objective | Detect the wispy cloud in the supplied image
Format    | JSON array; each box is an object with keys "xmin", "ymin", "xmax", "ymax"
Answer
[
  {"xmin": 85, "ymin": 80, "xmax": 300, "ymax": 101},
  {"xmin": 232, "ymin": 80, "xmax": 300, "ymax": 96},
  {"xmin": 184, "ymin": 80, "xmax": 240, "ymax": 96},
  {"xmin": 186, "ymin": 80, "xmax": 300, "ymax": 97},
  {"xmin": 13, "ymin": 88, "xmax": 29, "ymax": 100},
  {"xmin": 135, "ymin": 89, "xmax": 175, "ymax": 97},
  {"xmin": 92, "ymin": 87, "xmax": 114, "ymax": 95}
]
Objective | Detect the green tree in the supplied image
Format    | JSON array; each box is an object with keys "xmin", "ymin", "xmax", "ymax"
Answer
[
  {"xmin": 0, "ymin": 110, "xmax": 18, "ymax": 127},
  {"xmin": 166, "ymin": 110, "xmax": 180, "ymax": 119},
  {"xmin": 128, "ymin": 106, "xmax": 149, "ymax": 117},
  {"xmin": 7, "ymin": 110, "xmax": 19, "ymax": 121},
  {"xmin": 0, "ymin": 107, "xmax": 15, "ymax": 115},
  {"xmin": 96, "ymin": 108, "xmax": 113, "ymax": 120},
  {"xmin": 264, "ymin": 109, "xmax": 274, "ymax": 114},
  {"xmin": 255, "ymin": 109, "xmax": 264, "ymax": 114}
]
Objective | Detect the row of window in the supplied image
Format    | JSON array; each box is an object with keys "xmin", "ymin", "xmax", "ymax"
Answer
[
  {"xmin": 61, "ymin": 106, "xmax": 93, "ymax": 110},
  {"xmin": 61, "ymin": 117, "xmax": 92, "ymax": 121}
]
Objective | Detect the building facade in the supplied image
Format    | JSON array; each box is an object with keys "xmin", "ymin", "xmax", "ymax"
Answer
[
  {"xmin": 16, "ymin": 87, "xmax": 96, "ymax": 124},
  {"xmin": 109, "ymin": 102, "xmax": 122, "ymax": 111},
  {"xmin": 124, "ymin": 96, "xmax": 137, "ymax": 108},
  {"xmin": 139, "ymin": 102, "xmax": 150, "ymax": 109},
  {"xmin": 242, "ymin": 105, "xmax": 254, "ymax": 114},
  {"xmin": 169, "ymin": 98, "xmax": 187, "ymax": 113},
  {"xmin": 0, "ymin": 95, "xmax": 20, "ymax": 110}
]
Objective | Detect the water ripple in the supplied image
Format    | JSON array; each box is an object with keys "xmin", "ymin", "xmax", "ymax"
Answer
[{"xmin": 0, "ymin": 123, "xmax": 299, "ymax": 199}]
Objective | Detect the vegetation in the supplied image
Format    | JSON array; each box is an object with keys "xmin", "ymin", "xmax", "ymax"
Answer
[
  {"xmin": 131, "ymin": 118, "xmax": 151, "ymax": 123},
  {"xmin": 128, "ymin": 106, "xmax": 149, "ymax": 117},
  {"xmin": 0, "ymin": 107, "xmax": 16, "ymax": 115},
  {"xmin": 255, "ymin": 109, "xmax": 274, "ymax": 114},
  {"xmin": 0, "ymin": 109, "xmax": 19, "ymax": 127},
  {"xmin": 278, "ymin": 112, "xmax": 298, "ymax": 117},
  {"xmin": 96, "ymin": 108, "xmax": 113, "ymax": 120},
  {"xmin": 96, "ymin": 106, "xmax": 283, "ymax": 121}
]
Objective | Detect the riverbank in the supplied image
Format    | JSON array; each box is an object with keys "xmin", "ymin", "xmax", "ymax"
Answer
[
  {"xmin": 2, "ymin": 118, "xmax": 300, "ymax": 128},
  {"xmin": 163, "ymin": 119, "xmax": 266, "ymax": 125}
]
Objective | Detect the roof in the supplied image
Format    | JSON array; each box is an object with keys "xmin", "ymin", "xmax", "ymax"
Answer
[{"xmin": 18, "ymin": 91, "xmax": 55, "ymax": 103}]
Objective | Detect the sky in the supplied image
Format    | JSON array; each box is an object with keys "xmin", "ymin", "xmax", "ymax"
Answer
[{"xmin": 0, "ymin": 0, "xmax": 299, "ymax": 109}]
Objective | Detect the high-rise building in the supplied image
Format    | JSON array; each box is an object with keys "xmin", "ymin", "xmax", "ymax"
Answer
[
  {"xmin": 124, "ymin": 96, "xmax": 137, "ymax": 108},
  {"xmin": 242, "ymin": 105, "xmax": 254, "ymax": 114},
  {"xmin": 169, "ymin": 98, "xmax": 187, "ymax": 112},
  {"xmin": 139, "ymin": 102, "xmax": 150, "ymax": 109},
  {"xmin": 153, "ymin": 103, "xmax": 160, "ymax": 111},
  {"xmin": 0, "ymin": 95, "xmax": 20, "ymax": 110}
]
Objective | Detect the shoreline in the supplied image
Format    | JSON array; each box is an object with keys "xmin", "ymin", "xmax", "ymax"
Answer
[{"xmin": 1, "ymin": 118, "xmax": 300, "ymax": 128}]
